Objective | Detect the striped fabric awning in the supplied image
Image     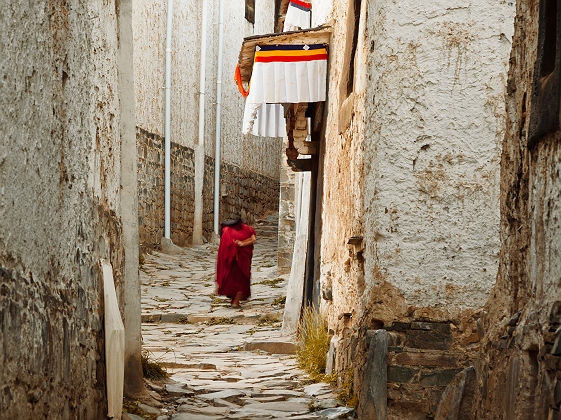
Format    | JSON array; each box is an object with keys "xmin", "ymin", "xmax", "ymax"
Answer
[
  {"xmin": 249, "ymin": 44, "xmax": 327, "ymax": 103},
  {"xmin": 242, "ymin": 43, "xmax": 327, "ymax": 135},
  {"xmin": 254, "ymin": 44, "xmax": 327, "ymax": 63},
  {"xmin": 285, "ymin": 0, "xmax": 311, "ymax": 31}
]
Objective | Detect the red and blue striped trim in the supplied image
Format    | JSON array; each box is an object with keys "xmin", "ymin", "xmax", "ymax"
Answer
[
  {"xmin": 257, "ymin": 44, "xmax": 325, "ymax": 51},
  {"xmin": 255, "ymin": 54, "xmax": 327, "ymax": 63},
  {"xmin": 289, "ymin": 0, "xmax": 311, "ymax": 12}
]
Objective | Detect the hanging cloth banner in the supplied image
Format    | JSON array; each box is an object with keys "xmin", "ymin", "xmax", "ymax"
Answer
[
  {"xmin": 234, "ymin": 64, "xmax": 250, "ymax": 97},
  {"xmin": 284, "ymin": 0, "xmax": 312, "ymax": 31},
  {"xmin": 249, "ymin": 44, "xmax": 328, "ymax": 103},
  {"xmin": 252, "ymin": 103, "xmax": 287, "ymax": 137},
  {"xmin": 247, "ymin": 2, "xmax": 312, "ymax": 137},
  {"xmin": 242, "ymin": 43, "xmax": 327, "ymax": 135}
]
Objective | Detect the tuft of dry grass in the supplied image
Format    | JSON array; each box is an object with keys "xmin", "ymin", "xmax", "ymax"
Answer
[
  {"xmin": 255, "ymin": 278, "xmax": 284, "ymax": 288},
  {"xmin": 338, "ymin": 368, "xmax": 358, "ymax": 408},
  {"xmin": 207, "ymin": 317, "xmax": 236, "ymax": 326},
  {"xmin": 296, "ymin": 306, "xmax": 331, "ymax": 382},
  {"xmin": 272, "ymin": 296, "xmax": 286, "ymax": 307},
  {"xmin": 141, "ymin": 351, "xmax": 169, "ymax": 380},
  {"xmin": 257, "ymin": 314, "xmax": 281, "ymax": 326}
]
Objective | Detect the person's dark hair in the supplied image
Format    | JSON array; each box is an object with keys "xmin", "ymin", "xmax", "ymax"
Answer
[{"xmin": 220, "ymin": 218, "xmax": 243, "ymax": 236}]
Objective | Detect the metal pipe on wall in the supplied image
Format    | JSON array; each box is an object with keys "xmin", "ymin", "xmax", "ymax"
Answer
[
  {"xmin": 164, "ymin": 0, "xmax": 174, "ymax": 239},
  {"xmin": 213, "ymin": 0, "xmax": 225, "ymax": 236},
  {"xmin": 193, "ymin": 0, "xmax": 208, "ymax": 245}
]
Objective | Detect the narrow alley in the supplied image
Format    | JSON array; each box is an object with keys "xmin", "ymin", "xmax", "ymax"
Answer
[
  {"xmin": 3, "ymin": 1, "xmax": 561, "ymax": 419},
  {"xmin": 133, "ymin": 216, "xmax": 353, "ymax": 419}
]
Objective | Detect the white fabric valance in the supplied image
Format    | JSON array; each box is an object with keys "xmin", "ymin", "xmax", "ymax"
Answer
[
  {"xmin": 284, "ymin": 0, "xmax": 311, "ymax": 31},
  {"xmin": 242, "ymin": 44, "xmax": 327, "ymax": 135}
]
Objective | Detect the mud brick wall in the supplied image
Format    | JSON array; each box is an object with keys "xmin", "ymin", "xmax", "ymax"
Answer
[{"xmin": 137, "ymin": 127, "xmax": 279, "ymax": 248}]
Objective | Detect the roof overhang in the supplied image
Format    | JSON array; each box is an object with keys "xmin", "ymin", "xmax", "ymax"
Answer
[{"xmin": 237, "ymin": 25, "xmax": 332, "ymax": 84}]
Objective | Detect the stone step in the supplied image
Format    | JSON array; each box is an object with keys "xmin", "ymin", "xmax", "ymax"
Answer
[
  {"xmin": 243, "ymin": 340, "xmax": 297, "ymax": 355},
  {"xmin": 387, "ymin": 347, "xmax": 468, "ymax": 369},
  {"xmin": 141, "ymin": 311, "xmax": 281, "ymax": 325}
]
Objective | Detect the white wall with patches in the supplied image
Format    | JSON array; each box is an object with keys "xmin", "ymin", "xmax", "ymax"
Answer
[{"xmin": 361, "ymin": 0, "xmax": 516, "ymax": 317}]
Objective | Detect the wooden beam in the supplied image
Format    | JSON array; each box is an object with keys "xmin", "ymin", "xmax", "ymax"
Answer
[
  {"xmin": 237, "ymin": 26, "xmax": 332, "ymax": 83},
  {"xmin": 287, "ymin": 158, "xmax": 314, "ymax": 172}
]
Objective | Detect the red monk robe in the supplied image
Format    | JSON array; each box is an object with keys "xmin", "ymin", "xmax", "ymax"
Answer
[{"xmin": 216, "ymin": 220, "xmax": 256, "ymax": 307}]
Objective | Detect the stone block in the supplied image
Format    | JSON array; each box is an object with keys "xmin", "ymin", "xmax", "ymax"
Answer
[
  {"xmin": 552, "ymin": 331, "xmax": 561, "ymax": 356},
  {"xmin": 435, "ymin": 367, "xmax": 476, "ymax": 420},
  {"xmin": 419, "ymin": 368, "xmax": 464, "ymax": 387},
  {"xmin": 387, "ymin": 322, "xmax": 411, "ymax": 332},
  {"xmin": 389, "ymin": 349, "xmax": 460, "ymax": 368},
  {"xmin": 358, "ymin": 330, "xmax": 389, "ymax": 419},
  {"xmin": 406, "ymin": 328, "xmax": 451, "ymax": 350},
  {"xmin": 326, "ymin": 336, "xmax": 338, "ymax": 375},
  {"xmin": 388, "ymin": 366, "xmax": 419, "ymax": 383}
]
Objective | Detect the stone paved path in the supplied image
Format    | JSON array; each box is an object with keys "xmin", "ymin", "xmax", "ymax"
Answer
[{"xmin": 128, "ymin": 215, "xmax": 354, "ymax": 420}]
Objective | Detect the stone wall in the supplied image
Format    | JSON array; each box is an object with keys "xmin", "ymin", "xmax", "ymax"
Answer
[
  {"xmin": 468, "ymin": 0, "xmax": 561, "ymax": 417},
  {"xmin": 0, "ymin": 1, "xmax": 127, "ymax": 417},
  {"xmin": 137, "ymin": 127, "xmax": 280, "ymax": 248},
  {"xmin": 137, "ymin": 127, "xmax": 194, "ymax": 248}
]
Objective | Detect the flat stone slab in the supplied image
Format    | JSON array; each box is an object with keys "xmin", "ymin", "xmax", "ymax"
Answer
[
  {"xmin": 124, "ymin": 414, "xmax": 145, "ymax": 420},
  {"xmin": 313, "ymin": 398, "xmax": 340, "ymax": 409},
  {"xmin": 261, "ymin": 389, "xmax": 304, "ymax": 397},
  {"xmin": 305, "ymin": 382, "xmax": 332, "ymax": 396},
  {"xmin": 172, "ymin": 414, "xmax": 221, "ymax": 420},
  {"xmin": 315, "ymin": 407, "xmax": 355, "ymax": 419},
  {"xmin": 197, "ymin": 389, "xmax": 247, "ymax": 402},
  {"xmin": 165, "ymin": 384, "xmax": 192, "ymax": 396},
  {"xmin": 247, "ymin": 395, "xmax": 288, "ymax": 402},
  {"xmin": 177, "ymin": 405, "xmax": 229, "ymax": 416},
  {"xmin": 242, "ymin": 399, "xmax": 310, "ymax": 413},
  {"xmin": 137, "ymin": 402, "xmax": 161, "ymax": 415},
  {"xmin": 244, "ymin": 340, "xmax": 297, "ymax": 354}
]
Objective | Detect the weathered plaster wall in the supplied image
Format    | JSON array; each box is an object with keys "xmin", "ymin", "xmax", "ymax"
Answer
[
  {"xmin": 359, "ymin": 0, "xmax": 515, "ymax": 322},
  {"xmin": 470, "ymin": 0, "xmax": 561, "ymax": 417},
  {"xmin": 316, "ymin": 0, "xmax": 365, "ymax": 332},
  {"xmin": 311, "ymin": 0, "xmax": 333, "ymax": 27},
  {"xmin": 277, "ymin": 138, "xmax": 299, "ymax": 275},
  {"xmin": 134, "ymin": 0, "xmax": 281, "ymax": 243},
  {"xmin": 0, "ymin": 1, "xmax": 126, "ymax": 417}
]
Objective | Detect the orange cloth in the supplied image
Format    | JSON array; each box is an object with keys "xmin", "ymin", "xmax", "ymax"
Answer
[{"xmin": 235, "ymin": 64, "xmax": 250, "ymax": 97}]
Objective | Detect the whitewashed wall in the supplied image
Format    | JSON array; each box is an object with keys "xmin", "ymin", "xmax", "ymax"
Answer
[
  {"xmin": 361, "ymin": 0, "xmax": 515, "ymax": 318},
  {"xmin": 133, "ymin": 0, "xmax": 281, "ymax": 178},
  {"xmin": 313, "ymin": 0, "xmax": 516, "ymax": 329}
]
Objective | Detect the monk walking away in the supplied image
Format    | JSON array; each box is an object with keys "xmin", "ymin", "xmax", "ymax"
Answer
[{"xmin": 215, "ymin": 218, "xmax": 256, "ymax": 308}]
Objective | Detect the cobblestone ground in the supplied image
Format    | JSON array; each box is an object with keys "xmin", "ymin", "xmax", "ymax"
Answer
[{"xmin": 125, "ymin": 215, "xmax": 354, "ymax": 420}]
